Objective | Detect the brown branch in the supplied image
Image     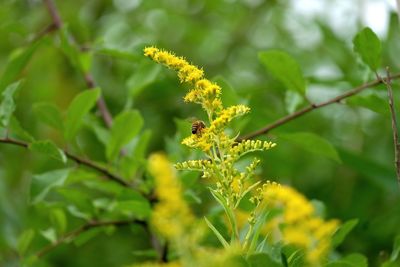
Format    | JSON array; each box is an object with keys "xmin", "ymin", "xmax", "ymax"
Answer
[
  {"xmin": 42, "ymin": 0, "xmax": 113, "ymax": 128},
  {"xmin": 383, "ymin": 68, "xmax": 400, "ymax": 185},
  {"xmin": 43, "ymin": 0, "xmax": 62, "ymax": 29},
  {"xmin": 238, "ymin": 72, "xmax": 400, "ymax": 141},
  {"xmin": 0, "ymin": 137, "xmax": 129, "ymax": 187},
  {"xmin": 35, "ymin": 219, "xmax": 145, "ymax": 258},
  {"xmin": 28, "ymin": 23, "xmax": 58, "ymax": 43}
]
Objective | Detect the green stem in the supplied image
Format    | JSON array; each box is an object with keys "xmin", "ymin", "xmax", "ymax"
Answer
[{"xmin": 243, "ymin": 223, "xmax": 254, "ymax": 252}]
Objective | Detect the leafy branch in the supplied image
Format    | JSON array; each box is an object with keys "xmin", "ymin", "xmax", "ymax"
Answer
[
  {"xmin": 43, "ymin": 0, "xmax": 113, "ymax": 128},
  {"xmin": 0, "ymin": 137, "xmax": 129, "ymax": 187},
  {"xmin": 238, "ymin": 73, "xmax": 400, "ymax": 141},
  {"xmin": 35, "ymin": 219, "xmax": 145, "ymax": 258}
]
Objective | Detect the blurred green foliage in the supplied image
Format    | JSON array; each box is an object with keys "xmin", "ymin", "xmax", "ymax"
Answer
[{"xmin": 0, "ymin": 0, "xmax": 400, "ymax": 266}]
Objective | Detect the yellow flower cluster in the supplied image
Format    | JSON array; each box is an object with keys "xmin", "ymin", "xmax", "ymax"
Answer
[
  {"xmin": 144, "ymin": 46, "xmax": 204, "ymax": 84},
  {"xmin": 144, "ymin": 46, "xmax": 277, "ymax": 251},
  {"xmin": 144, "ymin": 46, "xmax": 222, "ymax": 112},
  {"xmin": 261, "ymin": 183, "xmax": 340, "ymax": 265},
  {"xmin": 148, "ymin": 153, "xmax": 194, "ymax": 240}
]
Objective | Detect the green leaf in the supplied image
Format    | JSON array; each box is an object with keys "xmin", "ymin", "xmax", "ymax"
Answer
[
  {"xmin": 114, "ymin": 200, "xmax": 151, "ymax": 219},
  {"xmin": 74, "ymin": 227, "xmax": 103, "ymax": 247},
  {"xmin": 79, "ymin": 51, "xmax": 93, "ymax": 73},
  {"xmin": 285, "ymin": 91, "xmax": 304, "ymax": 114},
  {"xmin": 247, "ymin": 253, "xmax": 283, "ymax": 267},
  {"xmin": 353, "ymin": 27, "xmax": 381, "ymax": 71},
  {"xmin": 0, "ymin": 81, "xmax": 22, "ymax": 127},
  {"xmin": 214, "ymin": 76, "xmax": 241, "ymax": 107},
  {"xmin": 64, "ymin": 88, "xmax": 100, "ymax": 141},
  {"xmin": 50, "ymin": 208, "xmax": 67, "ymax": 235},
  {"xmin": 346, "ymin": 94, "xmax": 389, "ymax": 116},
  {"xmin": 390, "ymin": 235, "xmax": 400, "ymax": 262},
  {"xmin": 120, "ymin": 130, "xmax": 152, "ymax": 178},
  {"xmin": 248, "ymin": 209, "xmax": 270, "ymax": 254},
  {"xmin": 338, "ymin": 148, "xmax": 397, "ymax": 191},
  {"xmin": 66, "ymin": 205, "xmax": 91, "ymax": 221},
  {"xmin": 0, "ymin": 41, "xmax": 40, "ymax": 92},
  {"xmin": 29, "ymin": 140, "xmax": 67, "ymax": 163},
  {"xmin": 209, "ymin": 188, "xmax": 238, "ymax": 242},
  {"xmin": 17, "ymin": 229, "xmax": 35, "ymax": 256},
  {"xmin": 33, "ymin": 102, "xmax": 64, "ymax": 130},
  {"xmin": 106, "ymin": 110, "xmax": 144, "ymax": 161},
  {"xmin": 30, "ymin": 168, "xmax": 70, "ymax": 204},
  {"xmin": 280, "ymin": 132, "xmax": 341, "ymax": 163},
  {"xmin": 259, "ymin": 50, "xmax": 306, "ymax": 95},
  {"xmin": 325, "ymin": 253, "xmax": 368, "ymax": 267},
  {"xmin": 40, "ymin": 228, "xmax": 57, "ymax": 244},
  {"xmin": 9, "ymin": 116, "xmax": 35, "ymax": 142},
  {"xmin": 204, "ymin": 217, "xmax": 229, "ymax": 248},
  {"xmin": 128, "ymin": 60, "xmax": 161, "ymax": 97},
  {"xmin": 332, "ymin": 219, "xmax": 358, "ymax": 248}
]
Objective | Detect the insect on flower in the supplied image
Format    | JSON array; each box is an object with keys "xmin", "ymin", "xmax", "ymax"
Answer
[{"xmin": 191, "ymin": 120, "xmax": 206, "ymax": 136}]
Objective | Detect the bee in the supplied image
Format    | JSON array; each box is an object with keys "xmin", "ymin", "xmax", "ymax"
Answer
[{"xmin": 191, "ymin": 120, "xmax": 206, "ymax": 135}]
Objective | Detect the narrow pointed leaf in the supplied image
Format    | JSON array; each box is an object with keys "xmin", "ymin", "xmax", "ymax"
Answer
[
  {"xmin": 204, "ymin": 217, "xmax": 229, "ymax": 248},
  {"xmin": 332, "ymin": 219, "xmax": 358, "ymax": 248}
]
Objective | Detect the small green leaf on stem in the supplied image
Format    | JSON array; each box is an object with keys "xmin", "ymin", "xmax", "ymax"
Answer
[
  {"xmin": 353, "ymin": 27, "xmax": 381, "ymax": 71},
  {"xmin": 332, "ymin": 219, "xmax": 358, "ymax": 248},
  {"xmin": 0, "ymin": 81, "xmax": 22, "ymax": 127},
  {"xmin": 106, "ymin": 110, "xmax": 144, "ymax": 161},
  {"xmin": 29, "ymin": 140, "xmax": 67, "ymax": 163},
  {"xmin": 30, "ymin": 168, "xmax": 71, "ymax": 204},
  {"xmin": 259, "ymin": 50, "xmax": 306, "ymax": 95},
  {"xmin": 204, "ymin": 217, "xmax": 229, "ymax": 248}
]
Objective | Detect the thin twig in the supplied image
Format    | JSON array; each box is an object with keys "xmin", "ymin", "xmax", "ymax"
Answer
[
  {"xmin": 43, "ymin": 0, "xmax": 62, "ymax": 29},
  {"xmin": 383, "ymin": 68, "xmax": 400, "ymax": 185},
  {"xmin": 238, "ymin": 72, "xmax": 400, "ymax": 141},
  {"xmin": 0, "ymin": 137, "xmax": 129, "ymax": 187},
  {"xmin": 28, "ymin": 23, "xmax": 58, "ymax": 43},
  {"xmin": 43, "ymin": 0, "xmax": 113, "ymax": 128},
  {"xmin": 35, "ymin": 219, "xmax": 146, "ymax": 258}
]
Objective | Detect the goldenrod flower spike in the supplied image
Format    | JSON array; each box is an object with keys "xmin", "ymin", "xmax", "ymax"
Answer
[{"xmin": 144, "ymin": 46, "xmax": 277, "ymax": 251}]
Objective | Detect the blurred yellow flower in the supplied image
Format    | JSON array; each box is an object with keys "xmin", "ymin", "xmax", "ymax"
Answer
[
  {"xmin": 262, "ymin": 183, "xmax": 340, "ymax": 265},
  {"xmin": 148, "ymin": 153, "xmax": 194, "ymax": 240}
]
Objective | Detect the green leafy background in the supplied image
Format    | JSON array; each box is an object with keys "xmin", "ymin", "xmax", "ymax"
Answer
[{"xmin": 0, "ymin": 0, "xmax": 399, "ymax": 266}]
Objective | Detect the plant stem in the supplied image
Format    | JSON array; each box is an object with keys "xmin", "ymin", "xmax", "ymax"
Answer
[
  {"xmin": 0, "ymin": 137, "xmax": 129, "ymax": 187},
  {"xmin": 382, "ymin": 68, "xmax": 400, "ymax": 186},
  {"xmin": 42, "ymin": 0, "xmax": 113, "ymax": 128}
]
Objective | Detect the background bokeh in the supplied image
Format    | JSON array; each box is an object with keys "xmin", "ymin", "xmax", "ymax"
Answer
[{"xmin": 0, "ymin": 0, "xmax": 399, "ymax": 266}]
